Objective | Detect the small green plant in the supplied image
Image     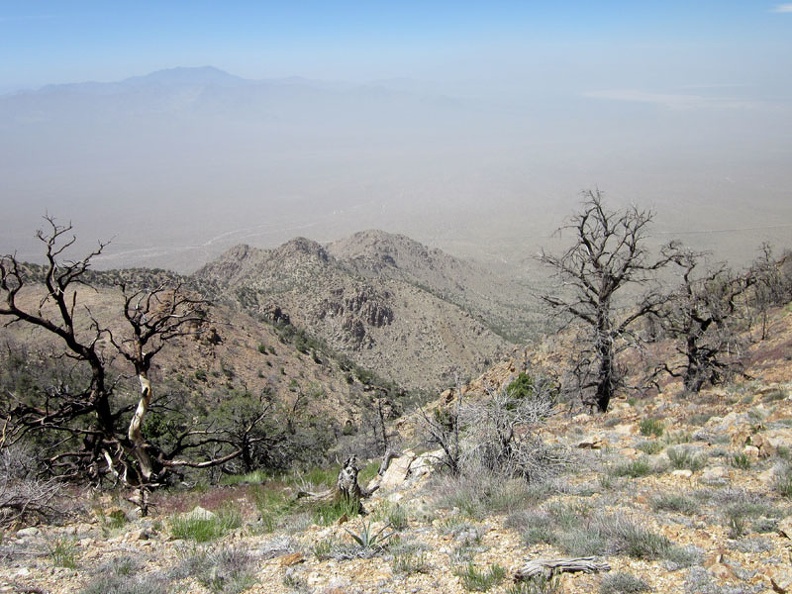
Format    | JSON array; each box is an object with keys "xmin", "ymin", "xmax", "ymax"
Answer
[
  {"xmin": 666, "ymin": 446, "xmax": 707, "ymax": 472},
  {"xmin": 170, "ymin": 507, "xmax": 242, "ymax": 543},
  {"xmin": 775, "ymin": 462, "xmax": 792, "ymax": 498},
  {"xmin": 311, "ymin": 538, "xmax": 336, "ymax": 560},
  {"xmin": 47, "ymin": 536, "xmax": 79, "ymax": 569},
  {"xmin": 730, "ymin": 452, "xmax": 752, "ymax": 470},
  {"xmin": 635, "ymin": 440, "xmax": 664, "ymax": 455},
  {"xmin": 639, "ymin": 418, "xmax": 664, "ymax": 438},
  {"xmin": 456, "ymin": 562, "xmax": 507, "ymax": 592},
  {"xmin": 391, "ymin": 546, "xmax": 430, "ymax": 575},
  {"xmin": 312, "ymin": 497, "xmax": 361, "ymax": 526},
  {"xmin": 650, "ymin": 493, "xmax": 697, "ymax": 515},
  {"xmin": 609, "ymin": 457, "xmax": 653, "ymax": 478},
  {"xmin": 599, "ymin": 572, "xmax": 651, "ymax": 593},
  {"xmin": 507, "ymin": 578, "xmax": 559, "ymax": 594},
  {"xmin": 374, "ymin": 502, "xmax": 409, "ymax": 530},
  {"xmin": 344, "ymin": 520, "xmax": 395, "ymax": 552}
]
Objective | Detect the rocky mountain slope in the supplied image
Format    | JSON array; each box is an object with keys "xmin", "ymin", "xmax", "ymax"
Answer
[
  {"xmin": 3, "ymin": 306, "xmax": 791, "ymax": 594},
  {"xmin": 194, "ymin": 231, "xmax": 531, "ymax": 392}
]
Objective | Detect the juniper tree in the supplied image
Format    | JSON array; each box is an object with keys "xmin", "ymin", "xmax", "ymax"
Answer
[
  {"xmin": 538, "ymin": 190, "xmax": 673, "ymax": 412},
  {"xmin": 0, "ymin": 217, "xmax": 263, "ymax": 513}
]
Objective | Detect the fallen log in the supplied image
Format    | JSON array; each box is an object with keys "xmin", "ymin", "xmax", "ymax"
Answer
[{"xmin": 515, "ymin": 557, "xmax": 611, "ymax": 581}]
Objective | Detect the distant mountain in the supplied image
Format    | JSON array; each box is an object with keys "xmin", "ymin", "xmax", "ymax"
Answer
[
  {"xmin": 195, "ymin": 231, "xmax": 524, "ymax": 392},
  {"xmin": 120, "ymin": 66, "xmax": 251, "ymax": 88}
]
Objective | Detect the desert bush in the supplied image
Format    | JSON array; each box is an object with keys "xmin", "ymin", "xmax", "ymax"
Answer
[
  {"xmin": 639, "ymin": 418, "xmax": 664, "ymax": 437},
  {"xmin": 456, "ymin": 562, "xmax": 507, "ymax": 592},
  {"xmin": 0, "ymin": 445, "xmax": 65, "ymax": 528},
  {"xmin": 608, "ymin": 457, "xmax": 655, "ymax": 478},
  {"xmin": 171, "ymin": 544, "xmax": 256, "ymax": 594},
  {"xmin": 599, "ymin": 572, "xmax": 651, "ymax": 594},
  {"xmin": 774, "ymin": 461, "xmax": 792, "ymax": 498},
  {"xmin": 651, "ymin": 493, "xmax": 698, "ymax": 515},
  {"xmin": 509, "ymin": 504, "xmax": 695, "ymax": 564},
  {"xmin": 635, "ymin": 440, "xmax": 665, "ymax": 455},
  {"xmin": 666, "ymin": 446, "xmax": 707, "ymax": 472},
  {"xmin": 80, "ymin": 555, "xmax": 167, "ymax": 594},
  {"xmin": 170, "ymin": 506, "xmax": 242, "ymax": 542},
  {"xmin": 391, "ymin": 539, "xmax": 431, "ymax": 575}
]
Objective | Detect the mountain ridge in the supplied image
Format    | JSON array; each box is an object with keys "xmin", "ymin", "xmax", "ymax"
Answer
[{"xmin": 196, "ymin": 230, "xmax": 525, "ymax": 391}]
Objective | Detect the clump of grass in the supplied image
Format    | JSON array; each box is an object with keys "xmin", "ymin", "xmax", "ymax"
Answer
[
  {"xmin": 250, "ymin": 484, "xmax": 292, "ymax": 533},
  {"xmin": 508, "ymin": 504, "xmax": 695, "ymax": 565},
  {"xmin": 391, "ymin": 541, "xmax": 430, "ymax": 575},
  {"xmin": 312, "ymin": 497, "xmax": 361, "ymax": 526},
  {"xmin": 774, "ymin": 462, "xmax": 792, "ymax": 498},
  {"xmin": 666, "ymin": 446, "xmax": 707, "ymax": 472},
  {"xmin": 456, "ymin": 562, "xmax": 507, "ymax": 592},
  {"xmin": 80, "ymin": 557, "xmax": 167, "ymax": 594},
  {"xmin": 171, "ymin": 544, "xmax": 256, "ymax": 594},
  {"xmin": 599, "ymin": 572, "xmax": 651, "ymax": 593},
  {"xmin": 507, "ymin": 577, "xmax": 559, "ymax": 594},
  {"xmin": 650, "ymin": 493, "xmax": 698, "ymax": 515},
  {"xmin": 639, "ymin": 418, "xmax": 664, "ymax": 437},
  {"xmin": 609, "ymin": 457, "xmax": 654, "ymax": 478},
  {"xmin": 730, "ymin": 452, "xmax": 752, "ymax": 470},
  {"xmin": 635, "ymin": 440, "xmax": 664, "ymax": 455},
  {"xmin": 373, "ymin": 501, "xmax": 409, "ymax": 530},
  {"xmin": 170, "ymin": 506, "xmax": 242, "ymax": 543},
  {"xmin": 47, "ymin": 536, "xmax": 79, "ymax": 569}
]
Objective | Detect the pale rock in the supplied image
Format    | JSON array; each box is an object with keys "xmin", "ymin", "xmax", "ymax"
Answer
[
  {"xmin": 778, "ymin": 516, "xmax": 792, "ymax": 539},
  {"xmin": 742, "ymin": 445, "xmax": 761, "ymax": 461},
  {"xmin": 751, "ymin": 428, "xmax": 792, "ymax": 457},
  {"xmin": 672, "ymin": 469, "xmax": 694, "ymax": 480},
  {"xmin": 183, "ymin": 506, "xmax": 215, "ymax": 521},
  {"xmin": 16, "ymin": 527, "xmax": 41, "ymax": 538},
  {"xmin": 701, "ymin": 466, "xmax": 729, "ymax": 483},
  {"xmin": 379, "ymin": 451, "xmax": 416, "ymax": 490},
  {"xmin": 771, "ymin": 568, "xmax": 792, "ymax": 593}
]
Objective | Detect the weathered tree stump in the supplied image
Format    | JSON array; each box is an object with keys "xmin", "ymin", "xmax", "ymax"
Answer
[
  {"xmin": 515, "ymin": 557, "xmax": 611, "ymax": 581},
  {"xmin": 295, "ymin": 451, "xmax": 398, "ymax": 514}
]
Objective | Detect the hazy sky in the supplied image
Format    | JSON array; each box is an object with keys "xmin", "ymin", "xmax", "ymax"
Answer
[{"xmin": 2, "ymin": 2, "xmax": 792, "ymax": 90}]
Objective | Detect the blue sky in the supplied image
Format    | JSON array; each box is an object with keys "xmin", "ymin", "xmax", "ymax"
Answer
[{"xmin": 1, "ymin": 1, "xmax": 791, "ymax": 90}]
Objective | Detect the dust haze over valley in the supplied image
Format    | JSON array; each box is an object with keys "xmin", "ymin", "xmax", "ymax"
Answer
[
  {"xmin": 2, "ymin": 65, "xmax": 791, "ymax": 275},
  {"xmin": 1, "ymin": 3, "xmax": 792, "ymax": 276}
]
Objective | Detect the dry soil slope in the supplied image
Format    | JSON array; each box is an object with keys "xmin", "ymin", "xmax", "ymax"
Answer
[{"xmin": 194, "ymin": 232, "xmax": 514, "ymax": 392}]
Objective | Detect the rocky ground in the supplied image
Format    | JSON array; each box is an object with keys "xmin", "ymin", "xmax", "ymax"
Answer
[{"xmin": 3, "ymin": 312, "xmax": 792, "ymax": 594}]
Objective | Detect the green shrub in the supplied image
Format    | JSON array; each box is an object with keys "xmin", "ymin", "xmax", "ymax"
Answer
[
  {"xmin": 638, "ymin": 418, "xmax": 664, "ymax": 438},
  {"xmin": 730, "ymin": 453, "xmax": 752, "ymax": 470},
  {"xmin": 312, "ymin": 497, "xmax": 362, "ymax": 526},
  {"xmin": 775, "ymin": 462, "xmax": 792, "ymax": 498},
  {"xmin": 170, "ymin": 507, "xmax": 242, "ymax": 543},
  {"xmin": 599, "ymin": 572, "xmax": 651, "ymax": 593},
  {"xmin": 650, "ymin": 493, "xmax": 697, "ymax": 515},
  {"xmin": 635, "ymin": 440, "xmax": 664, "ymax": 455},
  {"xmin": 609, "ymin": 458, "xmax": 653, "ymax": 478},
  {"xmin": 47, "ymin": 536, "xmax": 79, "ymax": 569},
  {"xmin": 391, "ymin": 541, "xmax": 430, "ymax": 575},
  {"xmin": 666, "ymin": 446, "xmax": 707, "ymax": 472},
  {"xmin": 456, "ymin": 563, "xmax": 507, "ymax": 592}
]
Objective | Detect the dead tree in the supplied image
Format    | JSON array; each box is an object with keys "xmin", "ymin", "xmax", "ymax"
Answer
[
  {"xmin": 0, "ymin": 217, "xmax": 262, "ymax": 513},
  {"xmin": 659, "ymin": 246, "xmax": 753, "ymax": 393},
  {"xmin": 538, "ymin": 190, "xmax": 673, "ymax": 412},
  {"xmin": 296, "ymin": 453, "xmax": 395, "ymax": 514}
]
